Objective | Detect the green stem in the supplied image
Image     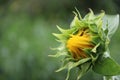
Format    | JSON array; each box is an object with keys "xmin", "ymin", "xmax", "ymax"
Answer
[{"xmin": 103, "ymin": 76, "xmax": 113, "ymax": 80}]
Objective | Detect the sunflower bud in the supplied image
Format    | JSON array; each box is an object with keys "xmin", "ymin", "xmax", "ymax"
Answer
[{"xmin": 50, "ymin": 9, "xmax": 119, "ymax": 80}]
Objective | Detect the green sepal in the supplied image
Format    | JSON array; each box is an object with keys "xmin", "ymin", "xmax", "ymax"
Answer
[
  {"xmin": 56, "ymin": 25, "xmax": 76, "ymax": 34},
  {"xmin": 49, "ymin": 43, "xmax": 68, "ymax": 58},
  {"xmin": 96, "ymin": 41, "xmax": 106, "ymax": 54},
  {"xmin": 70, "ymin": 15, "xmax": 85, "ymax": 29},
  {"xmin": 83, "ymin": 9, "xmax": 94, "ymax": 20},
  {"xmin": 77, "ymin": 62, "xmax": 91, "ymax": 80},
  {"xmin": 94, "ymin": 12, "xmax": 104, "ymax": 28},
  {"xmin": 48, "ymin": 51, "xmax": 67, "ymax": 58},
  {"xmin": 91, "ymin": 35, "xmax": 101, "ymax": 45},
  {"xmin": 70, "ymin": 15, "xmax": 80, "ymax": 28},
  {"xmin": 56, "ymin": 58, "xmax": 91, "ymax": 72},
  {"xmin": 82, "ymin": 48, "xmax": 92, "ymax": 54},
  {"xmin": 52, "ymin": 33, "xmax": 69, "ymax": 42},
  {"xmin": 88, "ymin": 24, "xmax": 98, "ymax": 33},
  {"xmin": 53, "ymin": 26, "xmax": 78, "ymax": 42},
  {"xmin": 56, "ymin": 58, "xmax": 91, "ymax": 80},
  {"xmin": 91, "ymin": 43, "xmax": 100, "ymax": 53},
  {"xmin": 92, "ymin": 56, "xmax": 120, "ymax": 76}
]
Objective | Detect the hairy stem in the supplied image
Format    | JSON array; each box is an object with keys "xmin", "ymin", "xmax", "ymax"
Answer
[
  {"xmin": 103, "ymin": 76, "xmax": 120, "ymax": 80},
  {"xmin": 103, "ymin": 76, "xmax": 113, "ymax": 80}
]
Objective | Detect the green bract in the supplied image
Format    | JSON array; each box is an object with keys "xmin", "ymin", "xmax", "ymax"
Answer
[{"xmin": 50, "ymin": 9, "xmax": 120, "ymax": 80}]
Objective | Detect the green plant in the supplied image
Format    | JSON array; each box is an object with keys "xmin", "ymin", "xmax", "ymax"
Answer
[{"xmin": 50, "ymin": 9, "xmax": 120, "ymax": 80}]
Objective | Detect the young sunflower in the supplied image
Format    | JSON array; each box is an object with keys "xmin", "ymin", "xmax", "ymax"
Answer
[{"xmin": 50, "ymin": 9, "xmax": 120, "ymax": 80}]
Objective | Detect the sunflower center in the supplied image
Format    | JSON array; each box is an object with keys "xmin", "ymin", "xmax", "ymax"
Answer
[{"xmin": 67, "ymin": 28, "xmax": 94, "ymax": 60}]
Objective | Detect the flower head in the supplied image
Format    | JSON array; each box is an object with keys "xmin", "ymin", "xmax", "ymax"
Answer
[
  {"xmin": 50, "ymin": 9, "xmax": 120, "ymax": 80},
  {"xmin": 67, "ymin": 28, "xmax": 94, "ymax": 60}
]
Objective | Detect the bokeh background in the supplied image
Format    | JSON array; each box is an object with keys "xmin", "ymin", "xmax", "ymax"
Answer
[{"xmin": 0, "ymin": 0, "xmax": 120, "ymax": 80}]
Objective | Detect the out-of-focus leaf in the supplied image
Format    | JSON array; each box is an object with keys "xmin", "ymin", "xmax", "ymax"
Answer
[
  {"xmin": 92, "ymin": 57, "xmax": 120, "ymax": 76},
  {"xmin": 102, "ymin": 15, "xmax": 119, "ymax": 39}
]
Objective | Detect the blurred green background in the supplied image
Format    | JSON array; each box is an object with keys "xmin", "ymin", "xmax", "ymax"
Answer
[{"xmin": 0, "ymin": 0, "xmax": 120, "ymax": 80}]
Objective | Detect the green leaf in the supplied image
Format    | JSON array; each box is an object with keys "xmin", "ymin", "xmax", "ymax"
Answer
[
  {"xmin": 92, "ymin": 57, "xmax": 120, "ymax": 76},
  {"xmin": 102, "ymin": 14, "xmax": 119, "ymax": 39}
]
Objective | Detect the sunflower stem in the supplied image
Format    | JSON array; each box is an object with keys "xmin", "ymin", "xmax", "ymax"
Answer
[{"xmin": 103, "ymin": 76, "xmax": 119, "ymax": 80}]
